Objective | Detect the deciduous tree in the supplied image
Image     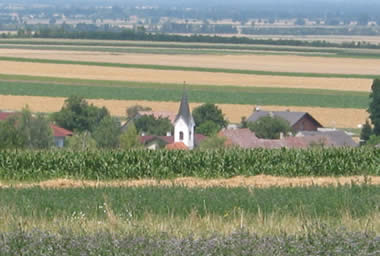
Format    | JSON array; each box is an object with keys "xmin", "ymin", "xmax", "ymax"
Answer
[{"xmin": 248, "ymin": 116, "xmax": 292, "ymax": 139}]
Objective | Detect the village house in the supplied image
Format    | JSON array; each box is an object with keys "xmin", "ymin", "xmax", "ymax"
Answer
[{"xmin": 247, "ymin": 109, "xmax": 323, "ymax": 132}]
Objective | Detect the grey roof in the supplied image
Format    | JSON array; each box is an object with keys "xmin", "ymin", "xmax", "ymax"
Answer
[
  {"xmin": 174, "ymin": 91, "xmax": 194, "ymax": 126},
  {"xmin": 298, "ymin": 130, "xmax": 358, "ymax": 147},
  {"xmin": 247, "ymin": 111, "xmax": 321, "ymax": 127}
]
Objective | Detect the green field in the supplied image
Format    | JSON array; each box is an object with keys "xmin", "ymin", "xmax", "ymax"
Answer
[
  {"xmin": 0, "ymin": 76, "xmax": 369, "ymax": 108},
  {"xmin": 0, "ymin": 149, "xmax": 378, "ymax": 181},
  {"xmin": 0, "ymin": 184, "xmax": 379, "ymax": 236},
  {"xmin": 1, "ymin": 56, "xmax": 379, "ymax": 79}
]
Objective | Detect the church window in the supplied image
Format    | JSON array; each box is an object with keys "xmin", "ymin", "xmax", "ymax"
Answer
[{"xmin": 180, "ymin": 131, "xmax": 184, "ymax": 140}]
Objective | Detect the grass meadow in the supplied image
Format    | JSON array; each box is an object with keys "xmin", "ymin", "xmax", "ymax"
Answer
[{"xmin": 0, "ymin": 184, "xmax": 379, "ymax": 236}]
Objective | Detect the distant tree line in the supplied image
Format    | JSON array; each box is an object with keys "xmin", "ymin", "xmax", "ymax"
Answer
[{"xmin": 27, "ymin": 27, "xmax": 380, "ymax": 50}]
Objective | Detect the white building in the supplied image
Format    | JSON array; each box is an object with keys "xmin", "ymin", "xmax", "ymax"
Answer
[{"xmin": 174, "ymin": 91, "xmax": 195, "ymax": 149}]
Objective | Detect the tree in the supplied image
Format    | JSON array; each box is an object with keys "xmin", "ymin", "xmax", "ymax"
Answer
[
  {"xmin": 19, "ymin": 107, "xmax": 53, "ymax": 149},
  {"xmin": 52, "ymin": 96, "xmax": 109, "ymax": 133},
  {"xmin": 360, "ymin": 119, "xmax": 372, "ymax": 145},
  {"xmin": 248, "ymin": 116, "xmax": 292, "ymax": 139},
  {"xmin": 93, "ymin": 116, "xmax": 121, "ymax": 148},
  {"xmin": 126, "ymin": 105, "xmax": 152, "ymax": 120},
  {"xmin": 368, "ymin": 79, "xmax": 380, "ymax": 135},
  {"xmin": 196, "ymin": 120, "xmax": 220, "ymax": 136},
  {"xmin": 0, "ymin": 115, "xmax": 25, "ymax": 149},
  {"xmin": 193, "ymin": 104, "xmax": 227, "ymax": 135},
  {"xmin": 135, "ymin": 115, "xmax": 173, "ymax": 136},
  {"xmin": 0, "ymin": 107, "xmax": 53, "ymax": 149},
  {"xmin": 66, "ymin": 131, "xmax": 97, "ymax": 151},
  {"xmin": 120, "ymin": 122, "xmax": 141, "ymax": 149},
  {"xmin": 198, "ymin": 135, "xmax": 226, "ymax": 150}
]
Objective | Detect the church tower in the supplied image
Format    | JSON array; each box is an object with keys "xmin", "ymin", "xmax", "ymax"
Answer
[{"xmin": 174, "ymin": 90, "xmax": 195, "ymax": 149}]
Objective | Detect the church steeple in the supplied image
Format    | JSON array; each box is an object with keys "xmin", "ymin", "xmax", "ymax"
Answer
[
  {"xmin": 174, "ymin": 88, "xmax": 195, "ymax": 149},
  {"xmin": 174, "ymin": 89, "xmax": 194, "ymax": 126}
]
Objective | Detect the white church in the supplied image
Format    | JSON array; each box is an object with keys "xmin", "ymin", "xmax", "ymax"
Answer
[
  {"xmin": 173, "ymin": 90, "xmax": 195, "ymax": 149},
  {"xmin": 137, "ymin": 91, "xmax": 206, "ymax": 150}
]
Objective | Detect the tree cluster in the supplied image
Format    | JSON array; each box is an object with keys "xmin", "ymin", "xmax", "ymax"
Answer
[{"xmin": 0, "ymin": 107, "xmax": 53, "ymax": 149}]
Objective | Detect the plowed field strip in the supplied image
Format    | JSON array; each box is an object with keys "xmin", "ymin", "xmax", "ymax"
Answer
[
  {"xmin": 0, "ymin": 61, "xmax": 372, "ymax": 92},
  {"xmin": 0, "ymin": 95, "xmax": 368, "ymax": 127},
  {"xmin": 1, "ymin": 175, "xmax": 379, "ymax": 189}
]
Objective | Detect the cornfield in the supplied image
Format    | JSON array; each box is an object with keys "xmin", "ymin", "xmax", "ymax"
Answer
[{"xmin": 0, "ymin": 148, "xmax": 378, "ymax": 181}]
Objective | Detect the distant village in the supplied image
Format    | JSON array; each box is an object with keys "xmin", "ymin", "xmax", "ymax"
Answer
[{"xmin": 0, "ymin": 90, "xmax": 361, "ymax": 150}]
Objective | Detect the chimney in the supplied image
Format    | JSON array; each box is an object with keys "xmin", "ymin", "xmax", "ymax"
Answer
[
  {"xmin": 280, "ymin": 132, "xmax": 284, "ymax": 139},
  {"xmin": 166, "ymin": 131, "xmax": 172, "ymax": 137}
]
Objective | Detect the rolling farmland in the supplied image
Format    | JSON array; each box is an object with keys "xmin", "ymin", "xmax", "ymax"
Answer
[{"xmin": 0, "ymin": 39, "xmax": 377, "ymax": 127}]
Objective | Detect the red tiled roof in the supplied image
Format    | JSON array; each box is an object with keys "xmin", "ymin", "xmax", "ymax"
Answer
[
  {"xmin": 166, "ymin": 142, "xmax": 189, "ymax": 150},
  {"xmin": 0, "ymin": 111, "xmax": 16, "ymax": 121},
  {"xmin": 50, "ymin": 124, "xmax": 73, "ymax": 137}
]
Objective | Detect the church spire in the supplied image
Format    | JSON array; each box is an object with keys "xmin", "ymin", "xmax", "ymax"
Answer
[{"xmin": 175, "ymin": 87, "xmax": 194, "ymax": 126}]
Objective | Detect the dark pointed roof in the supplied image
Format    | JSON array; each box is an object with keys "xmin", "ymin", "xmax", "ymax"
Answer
[{"xmin": 174, "ymin": 90, "xmax": 194, "ymax": 126}]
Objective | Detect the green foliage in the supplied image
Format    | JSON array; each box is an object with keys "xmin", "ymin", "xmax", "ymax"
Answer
[
  {"xmin": 126, "ymin": 104, "xmax": 152, "ymax": 120},
  {"xmin": 360, "ymin": 119, "xmax": 372, "ymax": 145},
  {"xmin": 0, "ymin": 148, "xmax": 378, "ymax": 181},
  {"xmin": 0, "ymin": 116, "xmax": 25, "ymax": 149},
  {"xmin": 66, "ymin": 132, "xmax": 97, "ymax": 151},
  {"xmin": 193, "ymin": 104, "xmax": 227, "ymax": 134},
  {"xmin": 93, "ymin": 116, "xmax": 121, "ymax": 148},
  {"xmin": 248, "ymin": 116, "xmax": 292, "ymax": 139},
  {"xmin": 368, "ymin": 79, "xmax": 380, "ymax": 135},
  {"xmin": 120, "ymin": 122, "xmax": 141, "ymax": 149},
  {"xmin": 0, "ymin": 108, "xmax": 53, "ymax": 149},
  {"xmin": 366, "ymin": 135, "xmax": 380, "ymax": 146},
  {"xmin": 135, "ymin": 115, "xmax": 173, "ymax": 136},
  {"xmin": 198, "ymin": 135, "xmax": 226, "ymax": 150},
  {"xmin": 195, "ymin": 120, "xmax": 220, "ymax": 136},
  {"xmin": 52, "ymin": 95, "xmax": 109, "ymax": 132}
]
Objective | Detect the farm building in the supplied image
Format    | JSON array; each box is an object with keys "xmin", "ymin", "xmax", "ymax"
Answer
[{"xmin": 247, "ymin": 109, "xmax": 323, "ymax": 132}]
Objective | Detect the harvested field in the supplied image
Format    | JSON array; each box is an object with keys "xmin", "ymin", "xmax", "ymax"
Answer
[
  {"xmin": 1, "ymin": 48, "xmax": 380, "ymax": 75},
  {"xmin": 1, "ymin": 175, "xmax": 379, "ymax": 189},
  {"xmin": 0, "ymin": 61, "xmax": 372, "ymax": 92},
  {"xmin": 0, "ymin": 95, "xmax": 369, "ymax": 127}
]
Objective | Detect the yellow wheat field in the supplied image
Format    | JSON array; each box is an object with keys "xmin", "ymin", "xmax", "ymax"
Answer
[
  {"xmin": 0, "ymin": 95, "xmax": 368, "ymax": 127},
  {"xmin": 1, "ymin": 48, "xmax": 380, "ymax": 76},
  {"xmin": 0, "ymin": 61, "xmax": 372, "ymax": 92},
  {"xmin": 1, "ymin": 175, "xmax": 379, "ymax": 189}
]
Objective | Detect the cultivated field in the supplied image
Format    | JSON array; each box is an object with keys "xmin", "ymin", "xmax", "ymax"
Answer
[
  {"xmin": 0, "ymin": 95, "xmax": 369, "ymax": 127},
  {"xmin": 0, "ymin": 38, "xmax": 376, "ymax": 128},
  {"xmin": 1, "ymin": 48, "xmax": 380, "ymax": 75},
  {"xmin": 0, "ymin": 60, "xmax": 372, "ymax": 92}
]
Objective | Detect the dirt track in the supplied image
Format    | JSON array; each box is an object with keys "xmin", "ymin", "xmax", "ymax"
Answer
[{"xmin": 1, "ymin": 175, "xmax": 379, "ymax": 189}]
